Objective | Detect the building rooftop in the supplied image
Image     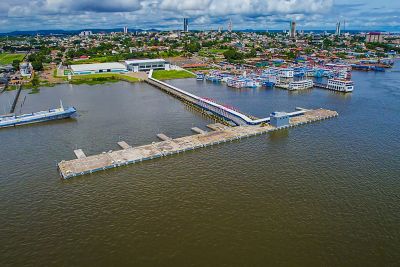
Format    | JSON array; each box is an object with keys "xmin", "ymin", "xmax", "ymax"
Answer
[
  {"xmin": 271, "ymin": 112, "xmax": 288, "ymax": 117},
  {"xmin": 125, "ymin": 59, "xmax": 166, "ymax": 64},
  {"xmin": 70, "ymin": 62, "xmax": 126, "ymax": 72}
]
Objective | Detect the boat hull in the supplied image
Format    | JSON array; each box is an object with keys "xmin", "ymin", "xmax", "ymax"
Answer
[{"xmin": 0, "ymin": 107, "xmax": 76, "ymax": 128}]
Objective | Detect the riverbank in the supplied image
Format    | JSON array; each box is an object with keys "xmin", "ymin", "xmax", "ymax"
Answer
[
  {"xmin": 69, "ymin": 73, "xmax": 140, "ymax": 85},
  {"xmin": 2, "ymin": 70, "xmax": 195, "ymax": 94},
  {"xmin": 4, "ymin": 73, "xmax": 142, "ymax": 92}
]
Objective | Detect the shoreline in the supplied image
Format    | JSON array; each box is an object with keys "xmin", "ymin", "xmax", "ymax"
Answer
[{"xmin": 3, "ymin": 70, "xmax": 195, "ymax": 92}]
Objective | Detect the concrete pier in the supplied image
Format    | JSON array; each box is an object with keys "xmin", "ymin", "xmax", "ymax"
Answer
[
  {"xmin": 206, "ymin": 123, "xmax": 229, "ymax": 131},
  {"xmin": 157, "ymin": 133, "xmax": 172, "ymax": 141},
  {"xmin": 73, "ymin": 149, "xmax": 86, "ymax": 159},
  {"xmin": 191, "ymin": 127, "xmax": 207, "ymax": 134},
  {"xmin": 117, "ymin": 141, "xmax": 131, "ymax": 149},
  {"xmin": 58, "ymin": 109, "xmax": 338, "ymax": 179}
]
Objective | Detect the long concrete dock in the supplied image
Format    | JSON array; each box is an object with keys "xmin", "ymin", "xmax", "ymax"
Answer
[{"xmin": 58, "ymin": 109, "xmax": 338, "ymax": 179}]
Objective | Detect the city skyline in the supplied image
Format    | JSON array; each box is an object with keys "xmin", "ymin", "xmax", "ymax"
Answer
[{"xmin": 0, "ymin": 0, "xmax": 399, "ymax": 33}]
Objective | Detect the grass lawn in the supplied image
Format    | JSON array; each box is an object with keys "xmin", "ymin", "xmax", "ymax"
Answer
[
  {"xmin": 208, "ymin": 48, "xmax": 228, "ymax": 54},
  {"xmin": 0, "ymin": 53, "xmax": 25, "ymax": 65},
  {"xmin": 152, "ymin": 70, "xmax": 196, "ymax": 80},
  {"xmin": 199, "ymin": 48, "xmax": 227, "ymax": 57}
]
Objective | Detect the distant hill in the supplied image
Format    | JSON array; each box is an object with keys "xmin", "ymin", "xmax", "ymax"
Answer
[
  {"xmin": 0, "ymin": 28, "xmax": 388, "ymax": 36},
  {"xmin": 0, "ymin": 28, "xmax": 159, "ymax": 36}
]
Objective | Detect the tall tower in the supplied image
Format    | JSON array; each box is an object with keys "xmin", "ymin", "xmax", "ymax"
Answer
[
  {"xmin": 335, "ymin": 21, "xmax": 341, "ymax": 36},
  {"xmin": 290, "ymin": 21, "xmax": 296, "ymax": 39},
  {"xmin": 228, "ymin": 19, "xmax": 233, "ymax": 33},
  {"xmin": 123, "ymin": 26, "xmax": 128, "ymax": 34},
  {"xmin": 183, "ymin": 18, "xmax": 189, "ymax": 32},
  {"xmin": 343, "ymin": 20, "xmax": 346, "ymax": 34}
]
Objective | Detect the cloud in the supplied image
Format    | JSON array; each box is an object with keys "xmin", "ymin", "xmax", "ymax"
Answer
[
  {"xmin": 0, "ymin": 0, "xmax": 399, "ymax": 32},
  {"xmin": 160, "ymin": 0, "xmax": 333, "ymax": 16},
  {"xmin": 7, "ymin": 0, "xmax": 143, "ymax": 17}
]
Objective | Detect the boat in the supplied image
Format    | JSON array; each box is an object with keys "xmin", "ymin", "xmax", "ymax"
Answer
[
  {"xmin": 0, "ymin": 101, "xmax": 77, "ymax": 128},
  {"xmin": 288, "ymin": 79, "xmax": 314, "ymax": 90},
  {"xmin": 227, "ymin": 78, "xmax": 246, "ymax": 88},
  {"xmin": 244, "ymin": 79, "xmax": 259, "ymax": 88},
  {"xmin": 371, "ymin": 66, "xmax": 385, "ymax": 72},
  {"xmin": 196, "ymin": 73, "xmax": 205, "ymax": 81},
  {"xmin": 326, "ymin": 79, "xmax": 354, "ymax": 92},
  {"xmin": 263, "ymin": 81, "xmax": 275, "ymax": 88}
]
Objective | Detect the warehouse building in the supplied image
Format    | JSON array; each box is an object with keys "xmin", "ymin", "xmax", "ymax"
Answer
[
  {"xmin": 125, "ymin": 59, "xmax": 170, "ymax": 72},
  {"xmin": 70, "ymin": 62, "xmax": 128, "ymax": 75}
]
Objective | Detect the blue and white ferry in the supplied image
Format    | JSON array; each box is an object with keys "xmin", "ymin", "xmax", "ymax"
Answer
[{"xmin": 0, "ymin": 101, "xmax": 77, "ymax": 128}]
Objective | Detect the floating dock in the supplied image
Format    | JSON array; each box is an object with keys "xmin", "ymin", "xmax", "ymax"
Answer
[{"xmin": 58, "ymin": 109, "xmax": 338, "ymax": 179}]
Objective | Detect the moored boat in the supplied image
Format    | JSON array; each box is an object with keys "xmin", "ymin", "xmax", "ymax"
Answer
[
  {"xmin": 326, "ymin": 79, "xmax": 354, "ymax": 92},
  {"xmin": 196, "ymin": 73, "xmax": 205, "ymax": 80},
  {"xmin": 0, "ymin": 102, "xmax": 77, "ymax": 128}
]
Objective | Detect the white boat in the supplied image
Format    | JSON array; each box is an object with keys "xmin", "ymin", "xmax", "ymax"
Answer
[
  {"xmin": 327, "ymin": 79, "xmax": 354, "ymax": 92},
  {"xmin": 288, "ymin": 79, "xmax": 314, "ymax": 90}
]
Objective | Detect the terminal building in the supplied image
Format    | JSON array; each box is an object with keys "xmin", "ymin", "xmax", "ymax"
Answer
[
  {"xmin": 20, "ymin": 62, "xmax": 32, "ymax": 78},
  {"xmin": 270, "ymin": 112, "xmax": 289, "ymax": 128},
  {"xmin": 125, "ymin": 59, "xmax": 170, "ymax": 72},
  {"xmin": 70, "ymin": 63, "xmax": 128, "ymax": 75}
]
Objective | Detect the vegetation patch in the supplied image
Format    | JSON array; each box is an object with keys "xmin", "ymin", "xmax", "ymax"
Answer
[
  {"xmin": 152, "ymin": 70, "xmax": 196, "ymax": 80},
  {"xmin": 71, "ymin": 76, "xmax": 119, "ymax": 85},
  {"xmin": 29, "ymin": 88, "xmax": 40, "ymax": 94},
  {"xmin": 69, "ymin": 73, "xmax": 140, "ymax": 85}
]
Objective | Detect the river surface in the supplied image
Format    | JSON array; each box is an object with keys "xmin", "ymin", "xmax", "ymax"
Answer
[{"xmin": 0, "ymin": 63, "xmax": 399, "ymax": 266}]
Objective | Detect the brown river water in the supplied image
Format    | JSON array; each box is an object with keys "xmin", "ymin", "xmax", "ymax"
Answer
[{"xmin": 0, "ymin": 64, "xmax": 399, "ymax": 266}]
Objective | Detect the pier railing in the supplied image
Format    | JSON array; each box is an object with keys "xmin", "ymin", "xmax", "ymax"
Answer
[{"xmin": 146, "ymin": 74, "xmax": 272, "ymax": 125}]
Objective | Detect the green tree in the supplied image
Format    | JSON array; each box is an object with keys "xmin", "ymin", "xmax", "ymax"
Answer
[
  {"xmin": 223, "ymin": 48, "xmax": 244, "ymax": 62},
  {"xmin": 31, "ymin": 60, "xmax": 43, "ymax": 71},
  {"xmin": 185, "ymin": 42, "xmax": 201, "ymax": 53},
  {"xmin": 285, "ymin": 51, "xmax": 296, "ymax": 60},
  {"xmin": 323, "ymin": 38, "xmax": 333, "ymax": 48},
  {"xmin": 246, "ymin": 48, "xmax": 257, "ymax": 58},
  {"xmin": 12, "ymin": 60, "xmax": 21, "ymax": 70},
  {"xmin": 31, "ymin": 75, "xmax": 40, "ymax": 87}
]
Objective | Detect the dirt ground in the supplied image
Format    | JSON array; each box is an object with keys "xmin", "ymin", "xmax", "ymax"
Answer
[
  {"xmin": 39, "ymin": 64, "xmax": 65, "ymax": 83},
  {"xmin": 166, "ymin": 56, "xmax": 206, "ymax": 66}
]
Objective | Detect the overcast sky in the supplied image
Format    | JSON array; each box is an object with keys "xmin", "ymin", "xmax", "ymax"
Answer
[{"xmin": 0, "ymin": 0, "xmax": 399, "ymax": 32}]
